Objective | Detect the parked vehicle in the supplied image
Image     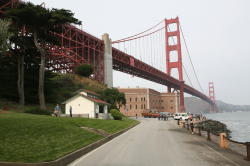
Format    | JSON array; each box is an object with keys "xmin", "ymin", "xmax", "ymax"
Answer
[
  {"xmin": 174, "ymin": 113, "xmax": 189, "ymax": 120},
  {"xmin": 142, "ymin": 112, "xmax": 160, "ymax": 118}
]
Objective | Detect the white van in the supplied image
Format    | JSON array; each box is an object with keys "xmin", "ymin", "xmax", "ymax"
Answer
[{"xmin": 174, "ymin": 113, "xmax": 189, "ymax": 120}]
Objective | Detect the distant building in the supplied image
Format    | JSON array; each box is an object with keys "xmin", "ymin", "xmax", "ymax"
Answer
[
  {"xmin": 63, "ymin": 90, "xmax": 109, "ymax": 119},
  {"xmin": 118, "ymin": 88, "xmax": 179, "ymax": 117}
]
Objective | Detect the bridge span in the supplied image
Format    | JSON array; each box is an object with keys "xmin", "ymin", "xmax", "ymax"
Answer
[{"xmin": 0, "ymin": 0, "xmax": 215, "ymax": 112}]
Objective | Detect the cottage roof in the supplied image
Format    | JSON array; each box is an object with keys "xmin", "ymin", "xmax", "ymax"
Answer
[
  {"xmin": 62, "ymin": 94, "xmax": 108, "ymax": 105},
  {"xmin": 84, "ymin": 96, "xmax": 109, "ymax": 105}
]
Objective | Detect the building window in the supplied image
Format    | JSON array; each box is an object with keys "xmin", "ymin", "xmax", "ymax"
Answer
[
  {"xmin": 99, "ymin": 105, "xmax": 104, "ymax": 113},
  {"xmin": 136, "ymin": 105, "xmax": 137, "ymax": 109},
  {"xmin": 162, "ymin": 107, "xmax": 164, "ymax": 109},
  {"xmin": 141, "ymin": 104, "xmax": 143, "ymax": 109},
  {"xmin": 144, "ymin": 97, "xmax": 145, "ymax": 101},
  {"xmin": 144, "ymin": 104, "xmax": 146, "ymax": 109},
  {"xmin": 130, "ymin": 98, "xmax": 132, "ymax": 102},
  {"xmin": 170, "ymin": 100, "xmax": 173, "ymax": 102},
  {"xmin": 135, "ymin": 97, "xmax": 137, "ymax": 102},
  {"xmin": 130, "ymin": 105, "xmax": 132, "ymax": 109},
  {"xmin": 171, "ymin": 106, "xmax": 173, "ymax": 109},
  {"xmin": 141, "ymin": 97, "xmax": 143, "ymax": 102}
]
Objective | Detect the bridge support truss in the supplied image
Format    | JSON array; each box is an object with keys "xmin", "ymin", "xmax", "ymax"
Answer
[{"xmin": 165, "ymin": 17, "xmax": 185, "ymax": 112}]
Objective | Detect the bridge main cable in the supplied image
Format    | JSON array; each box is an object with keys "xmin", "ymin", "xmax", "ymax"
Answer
[{"xmin": 112, "ymin": 19, "xmax": 164, "ymax": 44}]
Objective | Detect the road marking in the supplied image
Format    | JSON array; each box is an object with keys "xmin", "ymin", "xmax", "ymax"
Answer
[
  {"xmin": 68, "ymin": 123, "xmax": 141, "ymax": 166},
  {"xmin": 192, "ymin": 136, "xmax": 241, "ymax": 166}
]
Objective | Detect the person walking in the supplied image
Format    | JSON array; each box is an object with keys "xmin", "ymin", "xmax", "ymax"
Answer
[
  {"xmin": 190, "ymin": 119, "xmax": 194, "ymax": 134},
  {"xmin": 163, "ymin": 114, "xmax": 166, "ymax": 121},
  {"xmin": 69, "ymin": 105, "xmax": 72, "ymax": 117}
]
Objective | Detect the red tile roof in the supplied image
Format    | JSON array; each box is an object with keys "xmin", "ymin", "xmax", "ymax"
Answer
[{"xmin": 84, "ymin": 96, "xmax": 109, "ymax": 105}]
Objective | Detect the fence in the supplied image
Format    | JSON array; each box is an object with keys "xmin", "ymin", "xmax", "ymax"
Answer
[{"xmin": 178, "ymin": 120, "xmax": 250, "ymax": 161}]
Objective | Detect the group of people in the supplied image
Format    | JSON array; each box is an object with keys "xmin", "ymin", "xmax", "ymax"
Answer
[{"xmin": 158, "ymin": 114, "xmax": 168, "ymax": 121}]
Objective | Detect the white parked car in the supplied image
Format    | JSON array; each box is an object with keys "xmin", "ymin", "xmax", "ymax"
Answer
[{"xmin": 174, "ymin": 113, "xmax": 189, "ymax": 120}]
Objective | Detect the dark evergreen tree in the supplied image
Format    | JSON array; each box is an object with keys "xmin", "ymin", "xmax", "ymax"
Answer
[{"xmin": 7, "ymin": 2, "xmax": 81, "ymax": 109}]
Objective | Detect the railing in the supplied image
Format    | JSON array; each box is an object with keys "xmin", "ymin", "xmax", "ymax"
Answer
[{"xmin": 178, "ymin": 119, "xmax": 250, "ymax": 161}]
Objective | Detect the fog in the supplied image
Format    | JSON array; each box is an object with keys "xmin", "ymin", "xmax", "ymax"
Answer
[{"xmin": 29, "ymin": 0, "xmax": 250, "ymax": 105}]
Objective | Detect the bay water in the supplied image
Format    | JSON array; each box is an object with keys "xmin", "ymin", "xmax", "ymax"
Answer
[{"xmin": 205, "ymin": 112, "xmax": 250, "ymax": 143}]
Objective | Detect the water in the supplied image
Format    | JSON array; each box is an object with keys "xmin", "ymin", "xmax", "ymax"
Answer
[{"xmin": 205, "ymin": 112, "xmax": 250, "ymax": 143}]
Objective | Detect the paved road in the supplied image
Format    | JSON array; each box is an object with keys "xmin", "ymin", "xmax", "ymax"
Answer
[{"xmin": 69, "ymin": 118, "xmax": 249, "ymax": 166}]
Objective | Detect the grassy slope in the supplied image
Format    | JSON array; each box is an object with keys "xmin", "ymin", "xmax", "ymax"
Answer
[{"xmin": 0, "ymin": 113, "xmax": 138, "ymax": 163}]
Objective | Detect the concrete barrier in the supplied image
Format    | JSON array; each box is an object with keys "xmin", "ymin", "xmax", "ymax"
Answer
[{"xmin": 219, "ymin": 133, "xmax": 228, "ymax": 148}]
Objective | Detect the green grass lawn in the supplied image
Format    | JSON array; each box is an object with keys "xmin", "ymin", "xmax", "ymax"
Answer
[{"xmin": 0, "ymin": 113, "xmax": 138, "ymax": 163}]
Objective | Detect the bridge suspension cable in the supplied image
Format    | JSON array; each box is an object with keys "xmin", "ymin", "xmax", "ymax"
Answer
[
  {"xmin": 179, "ymin": 24, "xmax": 204, "ymax": 93},
  {"xmin": 112, "ymin": 20, "xmax": 166, "ymax": 73},
  {"xmin": 112, "ymin": 27, "xmax": 165, "ymax": 44},
  {"xmin": 167, "ymin": 25, "xmax": 194, "ymax": 88},
  {"xmin": 112, "ymin": 19, "xmax": 204, "ymax": 93},
  {"xmin": 112, "ymin": 19, "xmax": 164, "ymax": 44}
]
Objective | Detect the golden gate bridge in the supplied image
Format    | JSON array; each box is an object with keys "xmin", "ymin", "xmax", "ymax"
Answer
[{"xmin": 0, "ymin": 0, "xmax": 217, "ymax": 112}]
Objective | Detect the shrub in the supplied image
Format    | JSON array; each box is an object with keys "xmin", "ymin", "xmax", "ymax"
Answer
[
  {"xmin": 24, "ymin": 107, "xmax": 52, "ymax": 115},
  {"xmin": 74, "ymin": 64, "xmax": 93, "ymax": 77},
  {"xmin": 110, "ymin": 109, "xmax": 123, "ymax": 120},
  {"xmin": 195, "ymin": 120, "xmax": 231, "ymax": 138}
]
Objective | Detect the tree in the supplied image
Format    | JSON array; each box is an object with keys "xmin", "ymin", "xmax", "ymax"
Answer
[
  {"xmin": 101, "ymin": 88, "xmax": 126, "ymax": 111},
  {"xmin": 74, "ymin": 64, "xmax": 94, "ymax": 77},
  {"xmin": 10, "ymin": 35, "xmax": 36, "ymax": 105},
  {"xmin": 0, "ymin": 19, "xmax": 11, "ymax": 53},
  {"xmin": 7, "ymin": 2, "xmax": 81, "ymax": 109},
  {"xmin": 117, "ymin": 92, "xmax": 126, "ymax": 109}
]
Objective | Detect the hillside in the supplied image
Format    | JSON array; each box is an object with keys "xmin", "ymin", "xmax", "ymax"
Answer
[
  {"xmin": 185, "ymin": 97, "xmax": 250, "ymax": 113},
  {"xmin": 185, "ymin": 97, "xmax": 210, "ymax": 113},
  {"xmin": 0, "ymin": 73, "xmax": 107, "ymax": 111}
]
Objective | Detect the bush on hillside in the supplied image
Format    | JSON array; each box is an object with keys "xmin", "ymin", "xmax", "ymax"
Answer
[
  {"xmin": 24, "ymin": 107, "xmax": 52, "ymax": 115},
  {"xmin": 110, "ymin": 109, "xmax": 123, "ymax": 120},
  {"xmin": 74, "ymin": 64, "xmax": 93, "ymax": 77}
]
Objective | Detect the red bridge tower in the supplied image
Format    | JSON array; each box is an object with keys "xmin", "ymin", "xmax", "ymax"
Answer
[
  {"xmin": 165, "ymin": 17, "xmax": 185, "ymax": 112},
  {"xmin": 208, "ymin": 82, "xmax": 217, "ymax": 112}
]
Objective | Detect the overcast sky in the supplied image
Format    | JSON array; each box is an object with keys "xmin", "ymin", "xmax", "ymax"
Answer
[{"xmin": 29, "ymin": 0, "xmax": 250, "ymax": 105}]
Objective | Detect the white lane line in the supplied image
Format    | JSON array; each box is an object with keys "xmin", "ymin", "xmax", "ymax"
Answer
[
  {"xmin": 68, "ymin": 123, "xmax": 141, "ymax": 166},
  {"xmin": 192, "ymin": 136, "xmax": 241, "ymax": 166}
]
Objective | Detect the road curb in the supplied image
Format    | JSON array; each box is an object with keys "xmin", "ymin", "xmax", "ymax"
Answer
[{"xmin": 0, "ymin": 122, "xmax": 140, "ymax": 166}]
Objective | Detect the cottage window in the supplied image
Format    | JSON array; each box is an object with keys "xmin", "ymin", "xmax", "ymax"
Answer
[{"xmin": 99, "ymin": 105, "xmax": 104, "ymax": 113}]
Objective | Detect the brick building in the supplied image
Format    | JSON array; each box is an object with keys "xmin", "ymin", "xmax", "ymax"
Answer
[{"xmin": 118, "ymin": 88, "xmax": 179, "ymax": 117}]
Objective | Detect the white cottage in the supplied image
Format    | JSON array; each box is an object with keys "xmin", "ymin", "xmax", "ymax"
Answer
[{"xmin": 63, "ymin": 90, "xmax": 109, "ymax": 119}]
